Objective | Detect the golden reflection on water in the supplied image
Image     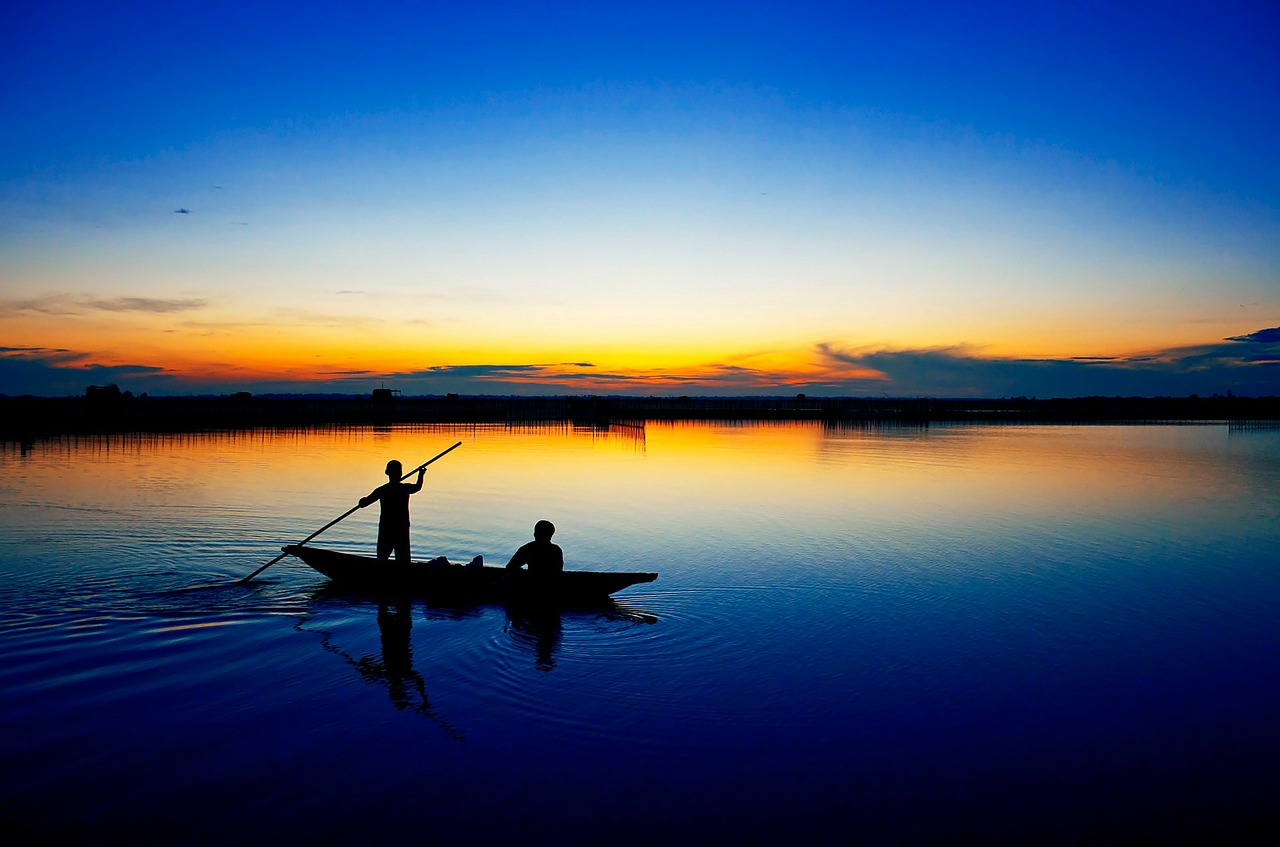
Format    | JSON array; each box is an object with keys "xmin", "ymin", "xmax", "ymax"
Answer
[
  {"xmin": 3, "ymin": 421, "xmax": 1268, "ymax": 567},
  {"xmin": 2, "ymin": 421, "xmax": 1278, "ymax": 846},
  {"xmin": 638, "ymin": 420, "xmax": 1255, "ymax": 527}
]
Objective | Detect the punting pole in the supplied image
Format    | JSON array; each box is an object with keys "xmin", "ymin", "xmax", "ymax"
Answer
[{"xmin": 238, "ymin": 441, "xmax": 462, "ymax": 583}]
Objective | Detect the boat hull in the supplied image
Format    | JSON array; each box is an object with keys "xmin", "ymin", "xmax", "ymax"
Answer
[{"xmin": 282, "ymin": 545, "xmax": 657, "ymax": 601}]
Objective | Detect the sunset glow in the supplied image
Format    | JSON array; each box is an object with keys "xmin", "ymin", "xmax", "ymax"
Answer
[{"xmin": 2, "ymin": 1, "xmax": 1277, "ymax": 398}]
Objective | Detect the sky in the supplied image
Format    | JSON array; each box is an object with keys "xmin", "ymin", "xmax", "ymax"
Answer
[{"xmin": 2, "ymin": 0, "xmax": 1278, "ymax": 398}]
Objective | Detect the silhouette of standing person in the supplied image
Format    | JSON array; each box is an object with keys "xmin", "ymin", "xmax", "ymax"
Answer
[
  {"xmin": 358, "ymin": 460, "xmax": 424, "ymax": 562},
  {"xmin": 505, "ymin": 520, "xmax": 564, "ymax": 575}
]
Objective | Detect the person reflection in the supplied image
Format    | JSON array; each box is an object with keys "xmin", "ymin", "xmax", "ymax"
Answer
[
  {"xmin": 302, "ymin": 596, "xmax": 463, "ymax": 740},
  {"xmin": 365, "ymin": 601, "xmax": 425, "ymax": 711},
  {"xmin": 505, "ymin": 605, "xmax": 563, "ymax": 672}
]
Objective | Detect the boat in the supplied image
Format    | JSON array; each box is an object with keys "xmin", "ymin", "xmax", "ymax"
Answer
[{"xmin": 281, "ymin": 544, "xmax": 658, "ymax": 601}]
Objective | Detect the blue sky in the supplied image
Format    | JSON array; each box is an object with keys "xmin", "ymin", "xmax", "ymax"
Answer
[{"xmin": 2, "ymin": 0, "xmax": 1277, "ymax": 396}]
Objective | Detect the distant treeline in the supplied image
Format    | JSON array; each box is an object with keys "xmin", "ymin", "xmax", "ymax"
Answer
[{"xmin": 3, "ymin": 388, "xmax": 1279, "ymax": 440}]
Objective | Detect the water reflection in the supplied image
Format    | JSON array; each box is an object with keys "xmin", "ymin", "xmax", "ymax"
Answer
[
  {"xmin": 504, "ymin": 604, "xmax": 562, "ymax": 672},
  {"xmin": 296, "ymin": 597, "xmax": 466, "ymax": 741},
  {"xmin": 301, "ymin": 580, "xmax": 658, "ymax": 739},
  {"xmin": 4, "ymin": 422, "xmax": 1278, "ymax": 844},
  {"xmin": 505, "ymin": 601, "xmax": 659, "ymax": 672},
  {"xmin": 373, "ymin": 602, "xmax": 427, "ymax": 712}
]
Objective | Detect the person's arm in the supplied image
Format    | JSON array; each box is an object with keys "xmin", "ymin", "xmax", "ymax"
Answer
[
  {"xmin": 407, "ymin": 467, "xmax": 425, "ymax": 494},
  {"xmin": 553, "ymin": 543, "xmax": 564, "ymax": 572},
  {"xmin": 358, "ymin": 486, "xmax": 382, "ymax": 508},
  {"xmin": 506, "ymin": 541, "xmax": 529, "ymax": 570}
]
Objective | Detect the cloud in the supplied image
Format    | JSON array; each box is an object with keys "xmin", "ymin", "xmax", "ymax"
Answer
[
  {"xmin": 0, "ymin": 345, "xmax": 82, "ymax": 366},
  {"xmin": 1, "ymin": 294, "xmax": 207, "ymax": 316},
  {"xmin": 1226, "ymin": 327, "xmax": 1280, "ymax": 344},
  {"xmin": 170, "ymin": 307, "xmax": 379, "ymax": 336},
  {"xmin": 0, "ymin": 296, "xmax": 81, "ymax": 317},
  {"xmin": 86, "ymin": 297, "xmax": 208, "ymax": 313},
  {"xmin": 5, "ymin": 328, "xmax": 1276, "ymax": 399},
  {"xmin": 354, "ymin": 360, "xmax": 837, "ymax": 395},
  {"xmin": 306, "ymin": 362, "xmax": 693, "ymax": 394},
  {"xmin": 0, "ymin": 347, "xmax": 172, "ymax": 396},
  {"xmin": 407, "ymin": 364, "xmax": 554, "ymax": 379},
  {"xmin": 816, "ymin": 327, "xmax": 1280, "ymax": 397}
]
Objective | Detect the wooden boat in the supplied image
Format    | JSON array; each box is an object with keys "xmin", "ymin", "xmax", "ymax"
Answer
[{"xmin": 282, "ymin": 544, "xmax": 657, "ymax": 601}]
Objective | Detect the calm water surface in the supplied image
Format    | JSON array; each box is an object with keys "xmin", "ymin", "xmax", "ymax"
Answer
[{"xmin": 1, "ymin": 422, "xmax": 1278, "ymax": 845}]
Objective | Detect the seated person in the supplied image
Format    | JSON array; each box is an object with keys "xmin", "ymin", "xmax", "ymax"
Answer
[{"xmin": 506, "ymin": 520, "xmax": 564, "ymax": 576}]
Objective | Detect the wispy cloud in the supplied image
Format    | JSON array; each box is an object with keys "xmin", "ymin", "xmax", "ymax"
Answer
[
  {"xmin": 173, "ymin": 307, "xmax": 381, "ymax": 335},
  {"xmin": 86, "ymin": 297, "xmax": 208, "ymax": 313},
  {"xmin": 363, "ymin": 360, "xmax": 846, "ymax": 394},
  {"xmin": 405, "ymin": 364, "xmax": 555, "ymax": 379},
  {"xmin": 1, "ymin": 294, "xmax": 208, "ymax": 316},
  {"xmin": 0, "ymin": 346, "xmax": 81, "ymax": 365}
]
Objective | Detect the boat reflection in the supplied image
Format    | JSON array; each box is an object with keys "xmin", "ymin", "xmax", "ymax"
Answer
[{"xmin": 304, "ymin": 583, "xmax": 656, "ymax": 692}]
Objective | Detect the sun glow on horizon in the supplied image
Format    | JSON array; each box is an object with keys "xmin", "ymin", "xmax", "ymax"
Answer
[{"xmin": 2, "ymin": 3, "xmax": 1277, "ymax": 398}]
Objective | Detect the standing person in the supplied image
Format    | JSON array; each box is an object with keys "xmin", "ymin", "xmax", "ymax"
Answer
[
  {"xmin": 358, "ymin": 460, "xmax": 425, "ymax": 563},
  {"xmin": 505, "ymin": 520, "xmax": 564, "ymax": 575}
]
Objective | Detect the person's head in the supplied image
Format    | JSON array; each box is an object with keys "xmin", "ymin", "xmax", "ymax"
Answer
[
  {"xmin": 385, "ymin": 460, "xmax": 402, "ymax": 479},
  {"xmin": 533, "ymin": 519, "xmax": 555, "ymax": 540}
]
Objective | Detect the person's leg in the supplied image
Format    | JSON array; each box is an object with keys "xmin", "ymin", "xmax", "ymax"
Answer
[
  {"xmin": 376, "ymin": 527, "xmax": 394, "ymax": 561},
  {"xmin": 393, "ymin": 526, "xmax": 411, "ymax": 563}
]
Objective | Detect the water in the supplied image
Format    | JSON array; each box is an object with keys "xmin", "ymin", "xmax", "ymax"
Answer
[{"xmin": 1, "ymin": 422, "xmax": 1278, "ymax": 844}]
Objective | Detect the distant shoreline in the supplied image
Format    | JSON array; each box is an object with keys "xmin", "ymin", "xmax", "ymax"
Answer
[{"xmin": 3, "ymin": 392, "xmax": 1278, "ymax": 440}]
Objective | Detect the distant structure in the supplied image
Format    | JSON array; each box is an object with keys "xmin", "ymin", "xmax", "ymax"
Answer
[
  {"xmin": 371, "ymin": 386, "xmax": 402, "ymax": 403},
  {"xmin": 85, "ymin": 383, "xmax": 131, "ymax": 401}
]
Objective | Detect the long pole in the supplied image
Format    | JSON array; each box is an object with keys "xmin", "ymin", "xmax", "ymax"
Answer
[{"xmin": 239, "ymin": 441, "xmax": 462, "ymax": 583}]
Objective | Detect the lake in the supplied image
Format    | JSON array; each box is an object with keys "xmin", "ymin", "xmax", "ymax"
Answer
[{"xmin": 1, "ymin": 421, "xmax": 1278, "ymax": 845}]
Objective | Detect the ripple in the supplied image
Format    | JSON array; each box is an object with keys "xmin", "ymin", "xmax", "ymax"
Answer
[
  {"xmin": 435, "ymin": 583, "xmax": 867, "ymax": 748},
  {"xmin": 3, "ymin": 424, "xmax": 1279, "ymax": 845}
]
